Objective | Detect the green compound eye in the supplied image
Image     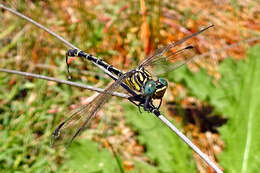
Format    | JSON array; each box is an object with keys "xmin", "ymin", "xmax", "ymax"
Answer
[
  {"xmin": 158, "ymin": 78, "xmax": 168, "ymax": 87},
  {"xmin": 144, "ymin": 81, "xmax": 157, "ymax": 96}
]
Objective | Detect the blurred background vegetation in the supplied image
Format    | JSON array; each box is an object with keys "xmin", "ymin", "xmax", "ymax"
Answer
[{"xmin": 0, "ymin": 0, "xmax": 260, "ymax": 172}]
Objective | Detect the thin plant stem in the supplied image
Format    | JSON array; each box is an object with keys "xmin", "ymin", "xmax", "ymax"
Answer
[
  {"xmin": 0, "ymin": 68, "xmax": 129, "ymax": 98},
  {"xmin": 0, "ymin": 4, "xmax": 118, "ymax": 80}
]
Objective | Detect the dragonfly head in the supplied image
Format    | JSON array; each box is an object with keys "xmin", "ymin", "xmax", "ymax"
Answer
[
  {"xmin": 153, "ymin": 78, "xmax": 168, "ymax": 99},
  {"xmin": 144, "ymin": 78, "xmax": 168, "ymax": 99},
  {"xmin": 157, "ymin": 78, "xmax": 168, "ymax": 87},
  {"xmin": 144, "ymin": 81, "xmax": 157, "ymax": 96}
]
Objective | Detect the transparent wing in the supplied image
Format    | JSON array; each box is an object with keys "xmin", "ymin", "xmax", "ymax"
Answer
[
  {"xmin": 51, "ymin": 72, "xmax": 130, "ymax": 146},
  {"xmin": 150, "ymin": 45, "xmax": 197, "ymax": 76},
  {"xmin": 138, "ymin": 25, "xmax": 213, "ymax": 69}
]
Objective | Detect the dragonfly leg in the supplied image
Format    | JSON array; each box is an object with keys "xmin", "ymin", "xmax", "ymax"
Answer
[
  {"xmin": 130, "ymin": 95, "xmax": 157, "ymax": 113},
  {"xmin": 128, "ymin": 96, "xmax": 138, "ymax": 105},
  {"xmin": 138, "ymin": 106, "xmax": 142, "ymax": 113},
  {"xmin": 157, "ymin": 98, "xmax": 163, "ymax": 109},
  {"xmin": 128, "ymin": 95, "xmax": 144, "ymax": 113},
  {"xmin": 144, "ymin": 96, "xmax": 152, "ymax": 111}
]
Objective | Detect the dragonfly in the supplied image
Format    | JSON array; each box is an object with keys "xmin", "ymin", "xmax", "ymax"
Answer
[
  {"xmin": 0, "ymin": 5, "xmax": 223, "ymax": 172},
  {"xmin": 52, "ymin": 24, "xmax": 214, "ymax": 146}
]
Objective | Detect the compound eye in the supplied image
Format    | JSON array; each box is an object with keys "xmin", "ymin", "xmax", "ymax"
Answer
[
  {"xmin": 158, "ymin": 78, "xmax": 168, "ymax": 87},
  {"xmin": 144, "ymin": 81, "xmax": 156, "ymax": 96}
]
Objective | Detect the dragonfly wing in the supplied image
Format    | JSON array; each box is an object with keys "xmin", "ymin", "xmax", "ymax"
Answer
[
  {"xmin": 138, "ymin": 25, "xmax": 213, "ymax": 69},
  {"xmin": 52, "ymin": 72, "xmax": 131, "ymax": 146},
  {"xmin": 51, "ymin": 103, "xmax": 92, "ymax": 145},
  {"xmin": 151, "ymin": 45, "xmax": 197, "ymax": 76}
]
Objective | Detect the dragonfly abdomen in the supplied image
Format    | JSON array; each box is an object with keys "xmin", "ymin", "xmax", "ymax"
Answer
[{"xmin": 67, "ymin": 49, "xmax": 123, "ymax": 77}]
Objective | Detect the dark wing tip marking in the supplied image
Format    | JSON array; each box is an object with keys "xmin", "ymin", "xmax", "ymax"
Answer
[{"xmin": 186, "ymin": 45, "xmax": 194, "ymax": 49}]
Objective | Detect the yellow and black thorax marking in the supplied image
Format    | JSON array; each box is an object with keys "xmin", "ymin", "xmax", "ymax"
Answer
[{"xmin": 125, "ymin": 68, "xmax": 152, "ymax": 93}]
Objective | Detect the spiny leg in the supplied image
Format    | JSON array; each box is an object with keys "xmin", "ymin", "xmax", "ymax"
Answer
[
  {"xmin": 157, "ymin": 98, "xmax": 163, "ymax": 109},
  {"xmin": 128, "ymin": 95, "xmax": 144, "ymax": 113},
  {"xmin": 144, "ymin": 96, "xmax": 152, "ymax": 111}
]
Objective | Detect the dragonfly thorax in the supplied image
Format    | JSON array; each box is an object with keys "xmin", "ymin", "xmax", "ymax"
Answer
[
  {"xmin": 125, "ymin": 67, "xmax": 168, "ymax": 100},
  {"xmin": 125, "ymin": 67, "xmax": 152, "ymax": 93}
]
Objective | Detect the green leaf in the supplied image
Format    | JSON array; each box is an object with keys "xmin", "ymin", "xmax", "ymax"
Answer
[
  {"xmin": 219, "ymin": 45, "xmax": 260, "ymax": 173},
  {"xmin": 123, "ymin": 104, "xmax": 196, "ymax": 173},
  {"xmin": 166, "ymin": 45, "xmax": 260, "ymax": 173},
  {"xmin": 65, "ymin": 140, "xmax": 121, "ymax": 173}
]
